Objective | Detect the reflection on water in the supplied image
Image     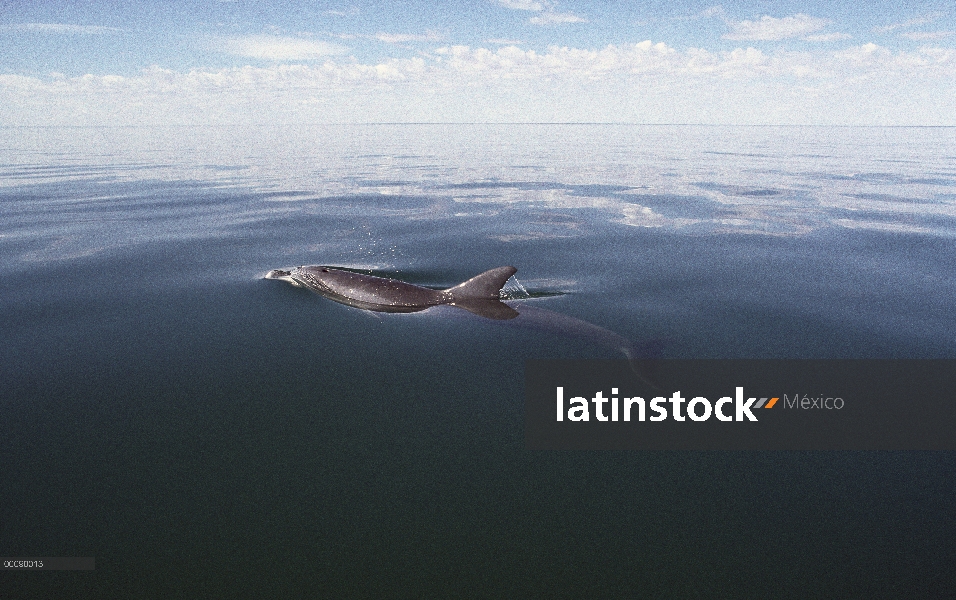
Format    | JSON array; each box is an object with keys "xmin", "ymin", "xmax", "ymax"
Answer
[
  {"xmin": 2, "ymin": 124, "xmax": 955, "ymax": 359},
  {"xmin": 2, "ymin": 125, "xmax": 955, "ymax": 268},
  {"xmin": 0, "ymin": 124, "xmax": 954, "ymax": 392}
]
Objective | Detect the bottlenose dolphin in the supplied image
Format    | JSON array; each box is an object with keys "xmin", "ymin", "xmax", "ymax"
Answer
[
  {"xmin": 265, "ymin": 265, "xmax": 662, "ymax": 383},
  {"xmin": 265, "ymin": 265, "xmax": 520, "ymax": 320}
]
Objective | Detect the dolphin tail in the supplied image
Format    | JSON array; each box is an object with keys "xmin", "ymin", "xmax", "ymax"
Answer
[
  {"xmin": 445, "ymin": 266, "xmax": 517, "ymax": 300},
  {"xmin": 622, "ymin": 339, "xmax": 667, "ymax": 390}
]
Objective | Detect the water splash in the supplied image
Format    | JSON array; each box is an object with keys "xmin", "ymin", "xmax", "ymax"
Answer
[{"xmin": 500, "ymin": 275, "xmax": 531, "ymax": 300}]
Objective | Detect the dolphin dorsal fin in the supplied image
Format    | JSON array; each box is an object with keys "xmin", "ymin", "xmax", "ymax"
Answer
[{"xmin": 445, "ymin": 266, "xmax": 517, "ymax": 300}]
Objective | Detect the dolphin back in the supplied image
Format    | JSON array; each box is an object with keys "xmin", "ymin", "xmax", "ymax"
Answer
[{"xmin": 445, "ymin": 266, "xmax": 517, "ymax": 300}]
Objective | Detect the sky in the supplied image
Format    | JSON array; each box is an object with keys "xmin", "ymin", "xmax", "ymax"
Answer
[{"xmin": 0, "ymin": 1, "xmax": 954, "ymax": 125}]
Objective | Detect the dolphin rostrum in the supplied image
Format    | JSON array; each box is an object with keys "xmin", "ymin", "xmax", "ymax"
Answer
[{"xmin": 265, "ymin": 265, "xmax": 520, "ymax": 320}]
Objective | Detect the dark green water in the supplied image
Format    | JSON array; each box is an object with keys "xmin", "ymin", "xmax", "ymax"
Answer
[{"xmin": 2, "ymin": 125, "xmax": 955, "ymax": 596}]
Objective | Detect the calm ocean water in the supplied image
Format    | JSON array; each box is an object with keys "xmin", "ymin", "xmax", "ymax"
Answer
[{"xmin": 2, "ymin": 125, "xmax": 955, "ymax": 596}]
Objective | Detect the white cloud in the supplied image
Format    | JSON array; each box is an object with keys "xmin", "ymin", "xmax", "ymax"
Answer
[
  {"xmin": 724, "ymin": 14, "xmax": 830, "ymax": 41},
  {"xmin": 494, "ymin": 0, "xmax": 585, "ymax": 25},
  {"xmin": 221, "ymin": 35, "xmax": 347, "ymax": 60},
  {"xmin": 529, "ymin": 12, "xmax": 586, "ymax": 25},
  {"xmin": 669, "ymin": 5, "xmax": 724, "ymax": 23},
  {"xmin": 804, "ymin": 33, "xmax": 852, "ymax": 42},
  {"xmin": 699, "ymin": 6, "xmax": 726, "ymax": 18},
  {"xmin": 873, "ymin": 13, "xmax": 945, "ymax": 34},
  {"xmin": 4, "ymin": 23, "xmax": 122, "ymax": 34},
  {"xmin": 901, "ymin": 31, "xmax": 955, "ymax": 41},
  {"xmin": 496, "ymin": 0, "xmax": 545, "ymax": 10},
  {"xmin": 3, "ymin": 42, "xmax": 955, "ymax": 126},
  {"xmin": 375, "ymin": 31, "xmax": 444, "ymax": 43},
  {"xmin": 433, "ymin": 42, "xmax": 680, "ymax": 79}
]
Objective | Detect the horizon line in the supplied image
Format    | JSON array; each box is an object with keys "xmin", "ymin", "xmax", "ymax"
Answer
[{"xmin": 2, "ymin": 123, "xmax": 955, "ymax": 128}]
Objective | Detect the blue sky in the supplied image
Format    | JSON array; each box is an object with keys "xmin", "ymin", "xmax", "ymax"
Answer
[{"xmin": 1, "ymin": 1, "xmax": 954, "ymax": 124}]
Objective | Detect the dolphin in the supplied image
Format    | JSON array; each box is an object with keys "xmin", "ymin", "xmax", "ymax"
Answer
[
  {"xmin": 265, "ymin": 265, "xmax": 520, "ymax": 320},
  {"xmin": 265, "ymin": 265, "xmax": 662, "ymax": 384}
]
